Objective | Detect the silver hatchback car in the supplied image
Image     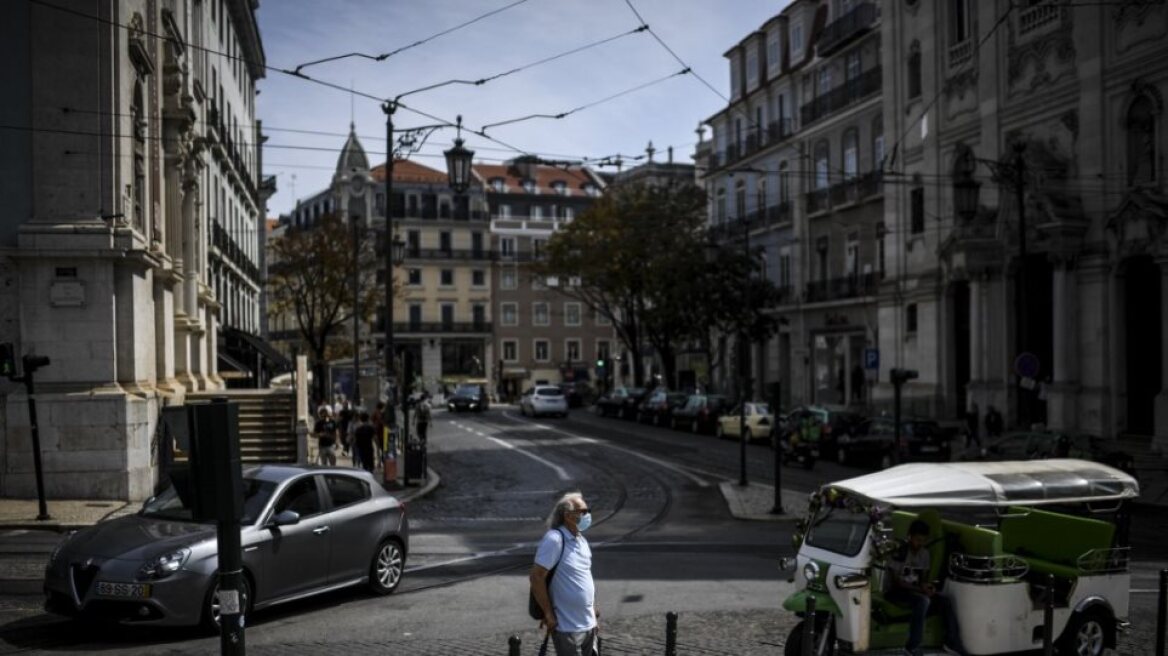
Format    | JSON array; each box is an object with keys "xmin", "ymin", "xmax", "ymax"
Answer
[{"xmin": 43, "ymin": 465, "xmax": 408, "ymax": 630}]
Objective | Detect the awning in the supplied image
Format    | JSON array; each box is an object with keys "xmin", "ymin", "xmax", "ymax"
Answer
[
  {"xmin": 501, "ymin": 368, "xmax": 528, "ymax": 379},
  {"xmin": 827, "ymin": 459, "xmax": 1140, "ymax": 508}
]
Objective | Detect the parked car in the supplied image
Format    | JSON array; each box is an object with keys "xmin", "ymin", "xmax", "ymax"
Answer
[
  {"xmin": 618, "ymin": 387, "xmax": 650, "ymax": 419},
  {"xmin": 637, "ymin": 390, "xmax": 690, "ymax": 426},
  {"xmin": 715, "ymin": 402, "xmax": 773, "ymax": 442},
  {"xmin": 837, "ymin": 416, "xmax": 953, "ymax": 467},
  {"xmin": 44, "ymin": 466, "xmax": 408, "ymax": 631},
  {"xmin": 966, "ymin": 430, "xmax": 1137, "ymax": 475},
  {"xmin": 595, "ymin": 387, "xmax": 632, "ymax": 417},
  {"xmin": 520, "ymin": 385, "xmax": 570, "ymax": 418},
  {"xmin": 558, "ymin": 382, "xmax": 589, "ymax": 408},
  {"xmin": 670, "ymin": 394, "xmax": 732, "ymax": 434},
  {"xmin": 783, "ymin": 405, "xmax": 865, "ymax": 461},
  {"xmin": 447, "ymin": 384, "xmax": 488, "ymax": 412}
]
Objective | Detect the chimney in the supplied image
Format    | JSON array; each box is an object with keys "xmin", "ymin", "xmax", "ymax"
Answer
[{"xmin": 668, "ymin": 146, "xmax": 673, "ymax": 164}]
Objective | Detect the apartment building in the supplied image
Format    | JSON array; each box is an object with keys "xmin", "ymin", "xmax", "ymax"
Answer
[
  {"xmin": 477, "ymin": 158, "xmax": 610, "ymax": 400},
  {"xmin": 699, "ymin": 0, "xmax": 885, "ymax": 409}
]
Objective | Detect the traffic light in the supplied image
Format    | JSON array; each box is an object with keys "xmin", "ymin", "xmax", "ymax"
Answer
[{"xmin": 0, "ymin": 343, "xmax": 16, "ymax": 379}]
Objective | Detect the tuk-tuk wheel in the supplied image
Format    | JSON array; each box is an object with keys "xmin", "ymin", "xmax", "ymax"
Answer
[
  {"xmin": 784, "ymin": 618, "xmax": 836, "ymax": 656},
  {"xmin": 1058, "ymin": 608, "xmax": 1113, "ymax": 656}
]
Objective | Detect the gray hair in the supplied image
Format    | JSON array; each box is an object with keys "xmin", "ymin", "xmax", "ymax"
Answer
[{"xmin": 546, "ymin": 491, "xmax": 583, "ymax": 529}]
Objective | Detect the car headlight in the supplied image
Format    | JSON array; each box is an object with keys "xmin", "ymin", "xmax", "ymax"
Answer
[
  {"xmin": 469, "ymin": 402, "xmax": 477, "ymax": 408},
  {"xmin": 803, "ymin": 561, "xmax": 820, "ymax": 583},
  {"xmin": 137, "ymin": 547, "xmax": 191, "ymax": 580}
]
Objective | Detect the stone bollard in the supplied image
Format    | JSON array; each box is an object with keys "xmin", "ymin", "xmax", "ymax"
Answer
[
  {"xmin": 665, "ymin": 611, "xmax": 678, "ymax": 656},
  {"xmin": 508, "ymin": 634, "xmax": 521, "ymax": 656}
]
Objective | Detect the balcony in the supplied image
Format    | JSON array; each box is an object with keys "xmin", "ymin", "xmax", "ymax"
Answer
[
  {"xmin": 402, "ymin": 248, "xmax": 495, "ymax": 262},
  {"xmin": 804, "ymin": 273, "xmax": 879, "ymax": 304},
  {"xmin": 805, "ymin": 171, "xmax": 883, "ymax": 215},
  {"xmin": 1019, "ymin": 4, "xmax": 1060, "ymax": 35},
  {"xmin": 800, "ymin": 66, "xmax": 882, "ymax": 126},
  {"xmin": 707, "ymin": 203, "xmax": 791, "ymax": 241},
  {"xmin": 768, "ymin": 119, "xmax": 794, "ymax": 143},
  {"xmin": 767, "ymin": 200, "xmax": 793, "ymax": 224},
  {"xmin": 948, "ymin": 39, "xmax": 973, "ymax": 68},
  {"xmin": 806, "ymin": 189, "xmax": 830, "ymax": 215},
  {"xmin": 212, "ymin": 221, "xmax": 259, "ymax": 281},
  {"xmin": 392, "ymin": 321, "xmax": 492, "ymax": 334},
  {"xmin": 817, "ymin": 2, "xmax": 879, "ymax": 57}
]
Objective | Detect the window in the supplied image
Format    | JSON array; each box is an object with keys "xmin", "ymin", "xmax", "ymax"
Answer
[
  {"xmin": 472, "ymin": 269, "xmax": 486, "ymax": 286},
  {"xmin": 131, "ymin": 80, "xmax": 147, "ymax": 232},
  {"xmin": 735, "ymin": 180, "xmax": 747, "ymax": 218},
  {"xmin": 767, "ymin": 32, "xmax": 780, "ymax": 70},
  {"xmin": 730, "ymin": 55, "xmax": 742, "ymax": 98},
  {"xmin": 876, "ymin": 223, "xmax": 887, "ymax": 279},
  {"xmin": 1127, "ymin": 95, "xmax": 1159, "ymax": 186},
  {"xmin": 846, "ymin": 233, "xmax": 860, "ymax": 277},
  {"xmin": 568, "ymin": 276, "xmax": 581, "ymax": 287},
  {"xmin": 756, "ymin": 177, "xmax": 767, "ymax": 212},
  {"xmin": 440, "ymin": 304, "xmax": 454, "ymax": 326},
  {"xmin": 583, "ymin": 184, "xmax": 600, "ymax": 197},
  {"xmin": 843, "ymin": 129, "xmax": 859, "ymax": 180},
  {"xmin": 566, "ymin": 339, "xmax": 581, "ymax": 362},
  {"xmin": 596, "ymin": 309, "xmax": 611, "ymax": 326},
  {"xmin": 472, "ymin": 303, "xmax": 486, "ymax": 327},
  {"xmin": 534, "ymin": 340, "xmax": 550, "ymax": 362},
  {"xmin": 408, "ymin": 268, "xmax": 422, "ymax": 285},
  {"xmin": 779, "ymin": 248, "xmax": 792, "ymax": 288},
  {"xmin": 872, "ymin": 117, "xmax": 885, "ymax": 170},
  {"xmin": 845, "ymin": 50, "xmax": 861, "ymax": 83},
  {"xmin": 565, "ymin": 303, "xmax": 581, "ymax": 326},
  {"xmin": 906, "ymin": 303, "xmax": 919, "ymax": 333},
  {"xmin": 523, "ymin": 179, "xmax": 536, "ymax": 194},
  {"xmin": 597, "ymin": 340, "xmax": 611, "ymax": 360},
  {"xmin": 439, "ymin": 231, "xmax": 452, "ymax": 253},
  {"xmin": 908, "ymin": 44, "xmax": 922, "ymax": 99},
  {"xmin": 533, "ymin": 302, "xmax": 550, "ymax": 326},
  {"xmin": 471, "ymin": 231, "xmax": 484, "ymax": 256},
  {"xmin": 746, "ymin": 50, "xmax": 758, "ymax": 88},
  {"xmin": 952, "ymin": 0, "xmax": 971, "ymax": 43},
  {"xmin": 552, "ymin": 181, "xmax": 568, "ymax": 195},
  {"xmin": 501, "ymin": 266, "xmax": 517, "ymax": 289},
  {"xmin": 817, "ymin": 66, "xmax": 833, "ymax": 96},
  {"xmin": 407, "ymin": 230, "xmax": 421, "ymax": 255},
  {"xmin": 274, "ymin": 476, "xmax": 321, "ymax": 517},
  {"xmin": 491, "ymin": 178, "xmax": 505, "ymax": 192},
  {"xmin": 501, "ymin": 303, "xmax": 518, "ymax": 326},
  {"xmin": 531, "ymin": 205, "xmax": 543, "ymax": 221},
  {"xmin": 408, "ymin": 304, "xmax": 422, "ymax": 326},
  {"xmin": 716, "ymin": 188, "xmax": 727, "ymax": 222},
  {"xmin": 815, "ymin": 141, "xmax": 830, "ymax": 190},
  {"xmin": 440, "ymin": 269, "xmax": 454, "ymax": 286},
  {"xmin": 499, "ymin": 204, "xmax": 511, "ymax": 219},
  {"xmin": 533, "ymin": 238, "xmax": 547, "ymax": 259},
  {"xmin": 911, "ymin": 187, "xmax": 925, "ymax": 234},
  {"xmin": 816, "ymin": 237, "xmax": 829, "ymax": 282},
  {"xmin": 500, "ymin": 237, "xmax": 516, "ymax": 257},
  {"xmin": 325, "ymin": 475, "xmax": 369, "ymax": 509},
  {"xmin": 502, "ymin": 340, "xmax": 518, "ymax": 362},
  {"xmin": 779, "ymin": 161, "xmax": 791, "ymax": 203},
  {"xmin": 791, "ymin": 23, "xmax": 804, "ymax": 60}
]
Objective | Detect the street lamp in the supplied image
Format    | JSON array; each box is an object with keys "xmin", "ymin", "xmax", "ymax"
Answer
[{"xmin": 444, "ymin": 116, "xmax": 475, "ymax": 194}]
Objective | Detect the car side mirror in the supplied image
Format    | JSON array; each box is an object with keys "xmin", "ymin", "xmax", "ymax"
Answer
[{"xmin": 269, "ymin": 510, "xmax": 300, "ymax": 528}]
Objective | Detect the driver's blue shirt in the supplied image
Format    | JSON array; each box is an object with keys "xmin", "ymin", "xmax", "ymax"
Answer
[{"xmin": 535, "ymin": 527, "xmax": 596, "ymax": 633}]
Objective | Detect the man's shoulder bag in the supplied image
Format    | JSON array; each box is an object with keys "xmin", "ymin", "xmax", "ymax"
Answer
[{"xmin": 528, "ymin": 528, "xmax": 568, "ymax": 620}]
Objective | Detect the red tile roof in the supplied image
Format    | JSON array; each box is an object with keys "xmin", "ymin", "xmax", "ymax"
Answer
[
  {"xmin": 370, "ymin": 159, "xmax": 450, "ymax": 185},
  {"xmin": 472, "ymin": 162, "xmax": 596, "ymax": 195}
]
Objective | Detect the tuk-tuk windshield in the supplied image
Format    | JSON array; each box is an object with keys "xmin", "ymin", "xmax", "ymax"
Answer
[{"xmin": 805, "ymin": 504, "xmax": 870, "ymax": 557}]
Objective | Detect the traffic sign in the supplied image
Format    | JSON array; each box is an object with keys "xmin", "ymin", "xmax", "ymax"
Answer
[{"xmin": 864, "ymin": 348, "xmax": 879, "ymax": 371}]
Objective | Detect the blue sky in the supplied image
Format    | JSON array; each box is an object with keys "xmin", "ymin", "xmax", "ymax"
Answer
[{"xmin": 257, "ymin": 0, "xmax": 788, "ymax": 216}]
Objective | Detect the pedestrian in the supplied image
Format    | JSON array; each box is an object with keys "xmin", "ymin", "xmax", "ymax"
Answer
[
  {"xmin": 530, "ymin": 492, "xmax": 600, "ymax": 656},
  {"xmin": 349, "ymin": 413, "xmax": 362, "ymax": 469},
  {"xmin": 985, "ymin": 405, "xmax": 1004, "ymax": 439},
  {"xmin": 966, "ymin": 401, "xmax": 980, "ymax": 448},
  {"xmin": 415, "ymin": 392, "xmax": 432, "ymax": 443},
  {"xmin": 371, "ymin": 401, "xmax": 386, "ymax": 464},
  {"xmin": 850, "ymin": 364, "xmax": 865, "ymax": 403},
  {"xmin": 313, "ymin": 407, "xmax": 338, "ymax": 466},
  {"xmin": 339, "ymin": 399, "xmax": 354, "ymax": 457},
  {"xmin": 352, "ymin": 411, "xmax": 376, "ymax": 474}
]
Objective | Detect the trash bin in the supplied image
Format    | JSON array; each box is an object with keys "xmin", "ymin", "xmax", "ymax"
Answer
[{"xmin": 404, "ymin": 440, "xmax": 427, "ymax": 482}]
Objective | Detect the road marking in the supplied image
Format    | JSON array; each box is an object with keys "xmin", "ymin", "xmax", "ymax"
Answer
[
  {"xmin": 484, "ymin": 435, "xmax": 571, "ymax": 481},
  {"xmin": 501, "ymin": 411, "xmax": 710, "ymax": 488}
]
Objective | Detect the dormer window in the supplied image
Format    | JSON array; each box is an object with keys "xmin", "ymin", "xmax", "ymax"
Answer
[
  {"xmin": 523, "ymin": 179, "xmax": 537, "ymax": 194},
  {"xmin": 491, "ymin": 178, "xmax": 505, "ymax": 192},
  {"xmin": 583, "ymin": 184, "xmax": 600, "ymax": 198},
  {"xmin": 551, "ymin": 181, "xmax": 568, "ymax": 196}
]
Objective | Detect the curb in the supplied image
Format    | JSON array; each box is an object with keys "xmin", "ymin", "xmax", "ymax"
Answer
[
  {"xmin": 394, "ymin": 467, "xmax": 441, "ymax": 504},
  {"xmin": 719, "ymin": 481, "xmax": 804, "ymax": 522}
]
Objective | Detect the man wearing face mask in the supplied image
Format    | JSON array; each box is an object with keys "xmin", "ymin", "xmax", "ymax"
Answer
[{"xmin": 530, "ymin": 491, "xmax": 600, "ymax": 656}]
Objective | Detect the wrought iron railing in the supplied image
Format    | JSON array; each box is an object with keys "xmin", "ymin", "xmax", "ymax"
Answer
[
  {"xmin": 392, "ymin": 321, "xmax": 492, "ymax": 334},
  {"xmin": 804, "ymin": 273, "xmax": 879, "ymax": 303},
  {"xmin": 800, "ymin": 66, "xmax": 882, "ymax": 126},
  {"xmin": 817, "ymin": 2, "xmax": 879, "ymax": 56}
]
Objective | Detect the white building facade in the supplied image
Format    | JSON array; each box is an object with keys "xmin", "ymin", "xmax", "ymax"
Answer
[{"xmin": 0, "ymin": 0, "xmax": 266, "ymax": 500}]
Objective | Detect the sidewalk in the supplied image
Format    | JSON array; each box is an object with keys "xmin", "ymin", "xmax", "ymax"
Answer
[{"xmin": 718, "ymin": 481, "xmax": 807, "ymax": 521}]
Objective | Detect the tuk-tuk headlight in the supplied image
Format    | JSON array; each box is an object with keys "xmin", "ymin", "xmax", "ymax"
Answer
[
  {"xmin": 802, "ymin": 561, "xmax": 821, "ymax": 583},
  {"xmin": 835, "ymin": 573, "xmax": 869, "ymax": 590}
]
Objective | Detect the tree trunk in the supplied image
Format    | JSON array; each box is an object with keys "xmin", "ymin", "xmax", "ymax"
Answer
[{"xmin": 659, "ymin": 345, "xmax": 678, "ymax": 390}]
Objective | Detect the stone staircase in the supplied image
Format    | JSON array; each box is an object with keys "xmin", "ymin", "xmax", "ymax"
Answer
[
  {"xmin": 186, "ymin": 389, "xmax": 299, "ymax": 464},
  {"xmin": 1117, "ymin": 433, "xmax": 1168, "ymax": 506}
]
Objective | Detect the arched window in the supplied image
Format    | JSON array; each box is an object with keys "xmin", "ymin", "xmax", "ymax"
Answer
[
  {"xmin": 843, "ymin": 128, "xmax": 859, "ymax": 180},
  {"xmin": 872, "ymin": 116, "xmax": 885, "ymax": 171},
  {"xmin": 716, "ymin": 187, "xmax": 727, "ymax": 222},
  {"xmin": 907, "ymin": 41, "xmax": 922, "ymax": 99},
  {"xmin": 131, "ymin": 80, "xmax": 146, "ymax": 232},
  {"xmin": 1127, "ymin": 94, "xmax": 1159, "ymax": 186},
  {"xmin": 779, "ymin": 161, "xmax": 791, "ymax": 204},
  {"xmin": 756, "ymin": 175, "xmax": 767, "ymax": 212},
  {"xmin": 735, "ymin": 179, "xmax": 747, "ymax": 218},
  {"xmin": 814, "ymin": 140, "xmax": 830, "ymax": 189}
]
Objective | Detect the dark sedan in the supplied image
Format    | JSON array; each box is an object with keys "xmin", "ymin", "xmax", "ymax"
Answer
[
  {"xmin": 836, "ymin": 416, "xmax": 953, "ymax": 467},
  {"xmin": 637, "ymin": 390, "xmax": 690, "ymax": 426},
  {"xmin": 447, "ymin": 384, "xmax": 489, "ymax": 412},
  {"xmin": 965, "ymin": 430, "xmax": 1137, "ymax": 474},
  {"xmin": 44, "ymin": 466, "xmax": 408, "ymax": 631},
  {"xmin": 670, "ymin": 394, "xmax": 731, "ymax": 434}
]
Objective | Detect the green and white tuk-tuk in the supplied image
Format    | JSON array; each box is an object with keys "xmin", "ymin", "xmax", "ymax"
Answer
[{"xmin": 781, "ymin": 459, "xmax": 1139, "ymax": 655}]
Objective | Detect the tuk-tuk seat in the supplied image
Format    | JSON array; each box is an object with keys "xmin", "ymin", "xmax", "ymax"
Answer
[
  {"xmin": 872, "ymin": 510, "xmax": 946, "ymax": 623},
  {"xmin": 999, "ymin": 506, "xmax": 1115, "ymax": 577}
]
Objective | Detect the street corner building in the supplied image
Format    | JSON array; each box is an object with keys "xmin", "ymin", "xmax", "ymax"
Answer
[
  {"xmin": 0, "ymin": 0, "xmax": 271, "ymax": 500},
  {"xmin": 698, "ymin": 0, "xmax": 1168, "ymax": 452}
]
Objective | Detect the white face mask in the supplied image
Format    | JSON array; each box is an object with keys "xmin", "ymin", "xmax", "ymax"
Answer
[{"xmin": 576, "ymin": 512, "xmax": 592, "ymax": 532}]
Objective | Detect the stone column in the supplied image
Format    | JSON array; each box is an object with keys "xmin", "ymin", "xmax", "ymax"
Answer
[
  {"xmin": 1046, "ymin": 259, "xmax": 1079, "ymax": 431},
  {"xmin": 1155, "ymin": 258, "xmax": 1168, "ymax": 453},
  {"xmin": 969, "ymin": 276, "xmax": 984, "ymax": 400}
]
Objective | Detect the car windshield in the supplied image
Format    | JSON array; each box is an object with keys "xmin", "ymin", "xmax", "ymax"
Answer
[
  {"xmin": 454, "ymin": 386, "xmax": 480, "ymax": 397},
  {"xmin": 805, "ymin": 504, "xmax": 870, "ymax": 557},
  {"xmin": 142, "ymin": 478, "xmax": 277, "ymax": 524},
  {"xmin": 751, "ymin": 403, "xmax": 770, "ymax": 415},
  {"xmin": 535, "ymin": 387, "xmax": 562, "ymax": 397}
]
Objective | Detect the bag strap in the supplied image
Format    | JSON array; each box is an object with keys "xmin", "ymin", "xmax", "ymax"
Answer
[{"xmin": 553, "ymin": 527, "xmax": 569, "ymax": 568}]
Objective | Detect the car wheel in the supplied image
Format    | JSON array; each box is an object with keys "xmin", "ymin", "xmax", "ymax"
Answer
[
  {"xmin": 202, "ymin": 574, "xmax": 252, "ymax": 635},
  {"xmin": 1058, "ymin": 608, "xmax": 1113, "ymax": 656},
  {"xmin": 369, "ymin": 538, "xmax": 405, "ymax": 595}
]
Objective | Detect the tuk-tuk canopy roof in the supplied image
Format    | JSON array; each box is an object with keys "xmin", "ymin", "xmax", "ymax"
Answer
[{"xmin": 827, "ymin": 459, "xmax": 1139, "ymax": 508}]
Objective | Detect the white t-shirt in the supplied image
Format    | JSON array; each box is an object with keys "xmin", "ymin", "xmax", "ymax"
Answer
[{"xmin": 534, "ymin": 527, "xmax": 596, "ymax": 633}]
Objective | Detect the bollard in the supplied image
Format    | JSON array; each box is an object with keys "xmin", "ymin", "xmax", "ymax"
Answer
[
  {"xmin": 1042, "ymin": 573, "xmax": 1055, "ymax": 656},
  {"xmin": 508, "ymin": 634, "xmax": 521, "ymax": 656},
  {"xmin": 665, "ymin": 611, "xmax": 678, "ymax": 656},
  {"xmin": 1157, "ymin": 568, "xmax": 1167, "ymax": 656},
  {"xmin": 803, "ymin": 595, "xmax": 817, "ymax": 656}
]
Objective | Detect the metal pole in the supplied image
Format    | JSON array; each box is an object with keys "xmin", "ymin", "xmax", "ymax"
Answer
[
  {"xmin": 665, "ymin": 611, "xmax": 678, "ymax": 656},
  {"xmin": 213, "ymin": 398, "xmax": 245, "ymax": 656},
  {"xmin": 21, "ymin": 369, "xmax": 51, "ymax": 521},
  {"xmin": 508, "ymin": 635, "xmax": 521, "ymax": 656},
  {"xmin": 1013, "ymin": 142, "xmax": 1028, "ymax": 429},
  {"xmin": 802, "ymin": 594, "xmax": 816, "ymax": 656},
  {"xmin": 1157, "ymin": 568, "xmax": 1167, "ymax": 656},
  {"xmin": 1042, "ymin": 573, "xmax": 1054, "ymax": 656},
  {"xmin": 770, "ymin": 380, "xmax": 783, "ymax": 514},
  {"xmin": 381, "ymin": 102, "xmax": 397, "ymax": 435},
  {"xmin": 352, "ymin": 214, "xmax": 361, "ymax": 408},
  {"xmin": 739, "ymin": 219, "xmax": 750, "ymax": 487}
]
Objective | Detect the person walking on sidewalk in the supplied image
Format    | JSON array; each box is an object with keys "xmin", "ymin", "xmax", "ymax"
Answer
[
  {"xmin": 314, "ymin": 407, "xmax": 338, "ymax": 466},
  {"xmin": 530, "ymin": 492, "xmax": 600, "ymax": 656},
  {"xmin": 965, "ymin": 401, "xmax": 981, "ymax": 449},
  {"xmin": 352, "ymin": 411, "xmax": 376, "ymax": 474}
]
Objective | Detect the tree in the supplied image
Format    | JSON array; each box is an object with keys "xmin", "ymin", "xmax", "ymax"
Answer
[{"xmin": 267, "ymin": 215, "xmax": 383, "ymax": 401}]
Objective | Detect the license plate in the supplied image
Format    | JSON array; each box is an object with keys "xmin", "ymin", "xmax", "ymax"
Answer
[
  {"xmin": 94, "ymin": 581, "xmax": 151, "ymax": 598},
  {"xmin": 920, "ymin": 446, "xmax": 940, "ymax": 453}
]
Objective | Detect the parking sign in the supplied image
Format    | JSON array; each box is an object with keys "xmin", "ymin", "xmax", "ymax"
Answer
[{"xmin": 864, "ymin": 348, "xmax": 879, "ymax": 370}]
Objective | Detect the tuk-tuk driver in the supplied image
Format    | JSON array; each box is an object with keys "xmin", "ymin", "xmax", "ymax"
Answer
[{"xmin": 887, "ymin": 520, "xmax": 968, "ymax": 656}]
